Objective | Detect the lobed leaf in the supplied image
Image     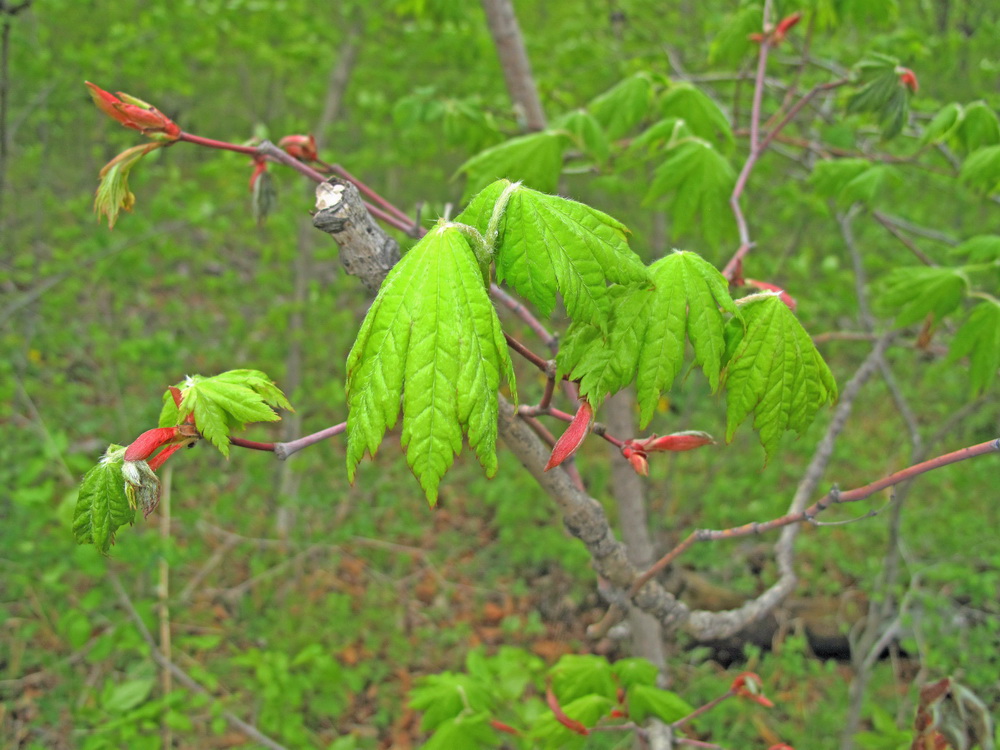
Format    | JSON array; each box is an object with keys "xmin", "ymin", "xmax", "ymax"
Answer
[
  {"xmin": 948, "ymin": 301, "xmax": 1000, "ymax": 394},
  {"xmin": 723, "ymin": 295, "xmax": 837, "ymax": 459},
  {"xmin": 659, "ymin": 82, "xmax": 733, "ymax": 147},
  {"xmin": 457, "ymin": 131, "xmax": 563, "ymax": 203},
  {"xmin": 954, "ymin": 101, "xmax": 1000, "ymax": 154},
  {"xmin": 73, "ymin": 445, "xmax": 133, "ymax": 554},
  {"xmin": 552, "ymin": 109, "xmax": 610, "ymax": 165},
  {"xmin": 645, "ymin": 139, "xmax": 736, "ymax": 249},
  {"xmin": 847, "ymin": 53, "xmax": 910, "ymax": 139},
  {"xmin": 158, "ymin": 370, "xmax": 290, "ymax": 457},
  {"xmin": 557, "ymin": 251, "xmax": 737, "ymax": 426},
  {"xmin": 960, "ymin": 145, "xmax": 1000, "ymax": 196},
  {"xmin": 488, "ymin": 182, "xmax": 649, "ymax": 326},
  {"xmin": 588, "ymin": 72, "xmax": 654, "ymax": 139},
  {"xmin": 346, "ymin": 224, "xmax": 515, "ymax": 504},
  {"xmin": 876, "ymin": 266, "xmax": 968, "ymax": 327}
]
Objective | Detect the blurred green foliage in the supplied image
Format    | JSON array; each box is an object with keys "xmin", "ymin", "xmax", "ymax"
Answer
[{"xmin": 2, "ymin": 1, "xmax": 998, "ymax": 748}]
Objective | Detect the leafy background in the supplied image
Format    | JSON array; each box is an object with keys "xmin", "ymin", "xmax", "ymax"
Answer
[{"xmin": 2, "ymin": 1, "xmax": 998, "ymax": 748}]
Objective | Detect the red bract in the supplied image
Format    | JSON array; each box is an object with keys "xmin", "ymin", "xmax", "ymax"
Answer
[
  {"xmin": 124, "ymin": 427, "xmax": 180, "ymax": 462},
  {"xmin": 623, "ymin": 445, "xmax": 649, "ymax": 476},
  {"xmin": 731, "ymin": 672, "xmax": 775, "ymax": 708},
  {"xmin": 545, "ymin": 685, "xmax": 590, "ymax": 735},
  {"xmin": 745, "ymin": 279, "xmax": 797, "ymax": 311},
  {"xmin": 147, "ymin": 443, "xmax": 186, "ymax": 472},
  {"xmin": 278, "ymin": 134, "xmax": 318, "ymax": 162},
  {"xmin": 489, "ymin": 719, "xmax": 520, "ymax": 736},
  {"xmin": 85, "ymin": 82, "xmax": 180, "ymax": 140},
  {"xmin": 249, "ymin": 157, "xmax": 268, "ymax": 191},
  {"xmin": 748, "ymin": 12, "xmax": 802, "ymax": 46},
  {"xmin": 545, "ymin": 402, "xmax": 594, "ymax": 471},
  {"xmin": 633, "ymin": 431, "xmax": 715, "ymax": 453},
  {"xmin": 898, "ymin": 67, "xmax": 919, "ymax": 93}
]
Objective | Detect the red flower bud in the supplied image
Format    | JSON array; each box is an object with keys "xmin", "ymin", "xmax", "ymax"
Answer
[
  {"xmin": 898, "ymin": 67, "xmax": 919, "ymax": 93},
  {"xmin": 622, "ymin": 445, "xmax": 650, "ymax": 476},
  {"xmin": 278, "ymin": 134, "xmax": 318, "ymax": 162},
  {"xmin": 731, "ymin": 672, "xmax": 775, "ymax": 708},
  {"xmin": 85, "ymin": 82, "xmax": 180, "ymax": 140},
  {"xmin": 545, "ymin": 402, "xmax": 594, "ymax": 471},
  {"xmin": 249, "ymin": 157, "xmax": 268, "ymax": 191},
  {"xmin": 774, "ymin": 12, "xmax": 802, "ymax": 38},
  {"xmin": 632, "ymin": 431, "xmax": 714, "ymax": 453},
  {"xmin": 124, "ymin": 427, "xmax": 181, "ymax": 462}
]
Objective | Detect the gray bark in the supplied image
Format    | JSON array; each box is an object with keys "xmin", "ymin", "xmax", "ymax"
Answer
[{"xmin": 480, "ymin": 0, "xmax": 546, "ymax": 131}]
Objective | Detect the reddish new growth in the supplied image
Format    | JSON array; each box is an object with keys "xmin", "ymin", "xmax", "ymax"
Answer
[
  {"xmin": 898, "ymin": 67, "xmax": 919, "ymax": 93},
  {"xmin": 278, "ymin": 134, "xmax": 319, "ymax": 162},
  {"xmin": 545, "ymin": 401, "xmax": 594, "ymax": 471},
  {"xmin": 749, "ymin": 12, "xmax": 802, "ymax": 46},
  {"xmin": 123, "ymin": 386, "xmax": 198, "ymax": 472},
  {"xmin": 85, "ymin": 82, "xmax": 180, "ymax": 140},
  {"xmin": 731, "ymin": 672, "xmax": 775, "ymax": 708},
  {"xmin": 621, "ymin": 431, "xmax": 714, "ymax": 476}
]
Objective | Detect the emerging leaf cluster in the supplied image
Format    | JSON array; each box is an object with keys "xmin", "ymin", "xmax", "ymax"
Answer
[
  {"xmin": 159, "ymin": 369, "xmax": 292, "ymax": 457},
  {"xmin": 847, "ymin": 53, "xmax": 912, "ymax": 139},
  {"xmin": 72, "ymin": 445, "xmax": 132, "ymax": 554},
  {"xmin": 345, "ymin": 221, "xmax": 517, "ymax": 504}
]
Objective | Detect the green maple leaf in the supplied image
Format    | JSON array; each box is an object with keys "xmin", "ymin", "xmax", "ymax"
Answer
[
  {"xmin": 875, "ymin": 266, "xmax": 968, "ymax": 327},
  {"xmin": 73, "ymin": 445, "xmax": 133, "ymax": 554},
  {"xmin": 462, "ymin": 181, "xmax": 649, "ymax": 326},
  {"xmin": 457, "ymin": 131, "xmax": 563, "ymax": 202},
  {"xmin": 645, "ymin": 139, "xmax": 736, "ymax": 249},
  {"xmin": 588, "ymin": 72, "xmax": 654, "ymax": 139},
  {"xmin": 954, "ymin": 101, "xmax": 1000, "ymax": 154},
  {"xmin": 158, "ymin": 370, "xmax": 291, "ymax": 457},
  {"xmin": 659, "ymin": 82, "xmax": 733, "ymax": 147},
  {"xmin": 346, "ymin": 223, "xmax": 515, "ymax": 504},
  {"xmin": 949, "ymin": 301, "xmax": 1000, "ymax": 394},
  {"xmin": 847, "ymin": 54, "xmax": 910, "ymax": 139},
  {"xmin": 551, "ymin": 109, "xmax": 610, "ymax": 164},
  {"xmin": 960, "ymin": 145, "xmax": 1000, "ymax": 196},
  {"xmin": 723, "ymin": 295, "xmax": 838, "ymax": 459},
  {"xmin": 557, "ymin": 251, "xmax": 737, "ymax": 426}
]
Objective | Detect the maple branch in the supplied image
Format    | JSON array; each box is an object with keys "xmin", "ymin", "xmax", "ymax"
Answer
[
  {"xmin": 724, "ymin": 77, "xmax": 848, "ymax": 280},
  {"xmin": 226, "ymin": 422, "xmax": 347, "ymax": 459},
  {"xmin": 631, "ymin": 437, "xmax": 1000, "ymax": 597}
]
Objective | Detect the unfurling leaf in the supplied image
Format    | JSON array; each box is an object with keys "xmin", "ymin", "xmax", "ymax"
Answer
[
  {"xmin": 723, "ymin": 295, "xmax": 837, "ymax": 459},
  {"xmin": 85, "ymin": 81, "xmax": 180, "ymax": 139},
  {"xmin": 461, "ymin": 180, "xmax": 649, "ymax": 326},
  {"xmin": 846, "ymin": 54, "xmax": 912, "ymax": 139},
  {"xmin": 73, "ymin": 445, "xmax": 133, "ymax": 554},
  {"xmin": 545, "ymin": 402, "xmax": 593, "ymax": 471},
  {"xmin": 159, "ymin": 369, "xmax": 292, "ymax": 457},
  {"xmin": 558, "ymin": 251, "xmax": 738, "ymax": 426},
  {"xmin": 346, "ymin": 223, "xmax": 515, "ymax": 504},
  {"xmin": 94, "ymin": 142, "xmax": 165, "ymax": 228}
]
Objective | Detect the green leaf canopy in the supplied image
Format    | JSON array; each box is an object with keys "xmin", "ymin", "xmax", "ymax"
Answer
[{"xmin": 346, "ymin": 223, "xmax": 515, "ymax": 504}]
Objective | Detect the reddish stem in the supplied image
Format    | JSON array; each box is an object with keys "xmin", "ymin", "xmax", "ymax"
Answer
[{"xmin": 631, "ymin": 438, "xmax": 1000, "ymax": 596}]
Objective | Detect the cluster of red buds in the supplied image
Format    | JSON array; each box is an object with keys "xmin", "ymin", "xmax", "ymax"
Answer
[
  {"xmin": 120, "ymin": 387, "xmax": 199, "ymax": 517},
  {"xmin": 621, "ymin": 431, "xmax": 714, "ymax": 475},
  {"xmin": 85, "ymin": 82, "xmax": 180, "ymax": 140}
]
